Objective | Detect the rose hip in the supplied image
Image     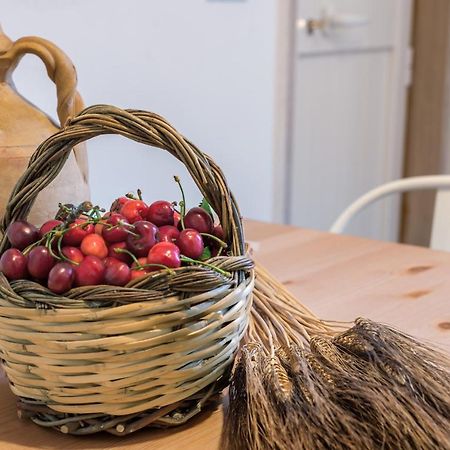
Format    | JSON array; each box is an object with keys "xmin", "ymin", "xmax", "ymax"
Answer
[{"xmin": 0, "ymin": 249, "xmax": 28, "ymax": 280}]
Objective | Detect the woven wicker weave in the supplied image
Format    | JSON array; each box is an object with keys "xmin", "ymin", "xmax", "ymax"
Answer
[{"xmin": 0, "ymin": 105, "xmax": 254, "ymax": 435}]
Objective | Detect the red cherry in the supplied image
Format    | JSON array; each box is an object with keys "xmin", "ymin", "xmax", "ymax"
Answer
[
  {"xmin": 39, "ymin": 220, "xmax": 63, "ymax": 238},
  {"xmin": 130, "ymin": 269, "xmax": 149, "ymax": 280},
  {"xmin": 176, "ymin": 228, "xmax": 204, "ymax": 259},
  {"xmin": 80, "ymin": 234, "xmax": 108, "ymax": 259},
  {"xmin": 213, "ymin": 224, "xmax": 225, "ymax": 241},
  {"xmin": 147, "ymin": 242, "xmax": 181, "ymax": 269},
  {"xmin": 204, "ymin": 223, "xmax": 226, "ymax": 252},
  {"xmin": 61, "ymin": 246, "xmax": 84, "ymax": 265},
  {"xmin": 131, "ymin": 257, "xmax": 149, "ymax": 269},
  {"xmin": 110, "ymin": 196, "xmax": 129, "ymax": 213},
  {"xmin": 62, "ymin": 219, "xmax": 94, "ymax": 246},
  {"xmin": 130, "ymin": 257, "xmax": 151, "ymax": 280},
  {"xmin": 0, "ymin": 249, "xmax": 28, "ymax": 280},
  {"xmin": 104, "ymin": 260, "xmax": 131, "ymax": 286},
  {"xmin": 158, "ymin": 225, "xmax": 180, "ymax": 243},
  {"xmin": 107, "ymin": 241, "xmax": 132, "ymax": 264},
  {"xmin": 126, "ymin": 221, "xmax": 158, "ymax": 257},
  {"xmin": 6, "ymin": 221, "xmax": 40, "ymax": 251},
  {"xmin": 129, "ymin": 259, "xmax": 151, "ymax": 279},
  {"xmin": 103, "ymin": 256, "xmax": 123, "ymax": 268},
  {"xmin": 74, "ymin": 256, "xmax": 105, "ymax": 286},
  {"xmin": 147, "ymin": 201, "xmax": 174, "ymax": 226},
  {"xmin": 95, "ymin": 222, "xmax": 104, "ymax": 235},
  {"xmin": 183, "ymin": 207, "xmax": 213, "ymax": 234},
  {"xmin": 102, "ymin": 213, "xmax": 130, "ymax": 243},
  {"xmin": 173, "ymin": 211, "xmax": 181, "ymax": 227},
  {"xmin": 94, "ymin": 213, "xmax": 110, "ymax": 235},
  {"xmin": 27, "ymin": 246, "xmax": 55, "ymax": 279},
  {"xmin": 120, "ymin": 199, "xmax": 148, "ymax": 224},
  {"xmin": 48, "ymin": 263, "xmax": 75, "ymax": 294}
]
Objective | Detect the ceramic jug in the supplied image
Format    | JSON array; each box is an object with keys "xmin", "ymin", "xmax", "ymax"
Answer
[{"xmin": 0, "ymin": 25, "xmax": 89, "ymax": 229}]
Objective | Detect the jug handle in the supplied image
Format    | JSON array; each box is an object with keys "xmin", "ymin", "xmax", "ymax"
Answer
[{"xmin": 0, "ymin": 35, "xmax": 88, "ymax": 180}]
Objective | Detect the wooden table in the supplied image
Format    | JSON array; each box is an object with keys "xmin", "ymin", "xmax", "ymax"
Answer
[{"xmin": 0, "ymin": 220, "xmax": 449, "ymax": 449}]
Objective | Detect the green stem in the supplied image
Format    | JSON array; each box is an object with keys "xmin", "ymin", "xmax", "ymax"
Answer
[
  {"xmin": 113, "ymin": 247, "xmax": 140, "ymax": 266},
  {"xmin": 123, "ymin": 228, "xmax": 140, "ymax": 238},
  {"xmin": 114, "ymin": 249, "xmax": 176, "ymax": 275},
  {"xmin": 200, "ymin": 233, "xmax": 227, "ymax": 248},
  {"xmin": 56, "ymin": 235, "xmax": 80, "ymax": 266},
  {"xmin": 22, "ymin": 236, "xmax": 46, "ymax": 255},
  {"xmin": 181, "ymin": 256, "xmax": 231, "ymax": 277},
  {"xmin": 43, "ymin": 233, "xmax": 61, "ymax": 261},
  {"xmin": 102, "ymin": 220, "xmax": 135, "ymax": 232},
  {"xmin": 56, "ymin": 234, "xmax": 79, "ymax": 265},
  {"xmin": 174, "ymin": 176, "xmax": 186, "ymax": 229},
  {"xmin": 140, "ymin": 263, "xmax": 176, "ymax": 275},
  {"xmin": 63, "ymin": 219, "xmax": 97, "ymax": 232},
  {"xmin": 119, "ymin": 221, "xmax": 136, "ymax": 229}
]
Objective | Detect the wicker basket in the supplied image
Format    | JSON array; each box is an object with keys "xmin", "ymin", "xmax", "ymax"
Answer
[{"xmin": 0, "ymin": 105, "xmax": 254, "ymax": 435}]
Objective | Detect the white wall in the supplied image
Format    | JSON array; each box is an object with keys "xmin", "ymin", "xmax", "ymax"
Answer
[{"xmin": 1, "ymin": 0, "xmax": 277, "ymax": 221}]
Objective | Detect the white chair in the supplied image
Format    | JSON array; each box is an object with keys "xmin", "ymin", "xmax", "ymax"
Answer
[{"xmin": 330, "ymin": 175, "xmax": 450, "ymax": 251}]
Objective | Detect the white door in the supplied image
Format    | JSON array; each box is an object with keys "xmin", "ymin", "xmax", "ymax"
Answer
[{"xmin": 287, "ymin": 0, "xmax": 412, "ymax": 240}]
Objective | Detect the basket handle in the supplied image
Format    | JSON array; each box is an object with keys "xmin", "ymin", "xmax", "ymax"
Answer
[
  {"xmin": 0, "ymin": 105, "xmax": 245, "ymax": 256},
  {"xmin": 0, "ymin": 34, "xmax": 83, "ymax": 126}
]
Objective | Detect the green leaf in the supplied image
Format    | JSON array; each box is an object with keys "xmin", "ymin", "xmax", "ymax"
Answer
[
  {"xmin": 199, "ymin": 198, "xmax": 213, "ymax": 216},
  {"xmin": 199, "ymin": 246, "xmax": 212, "ymax": 261}
]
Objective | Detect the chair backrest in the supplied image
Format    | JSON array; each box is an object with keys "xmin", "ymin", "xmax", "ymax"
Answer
[{"xmin": 330, "ymin": 175, "xmax": 450, "ymax": 251}]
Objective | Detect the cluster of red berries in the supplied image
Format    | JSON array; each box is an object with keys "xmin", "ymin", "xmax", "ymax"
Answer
[{"xmin": 0, "ymin": 192, "xmax": 226, "ymax": 294}]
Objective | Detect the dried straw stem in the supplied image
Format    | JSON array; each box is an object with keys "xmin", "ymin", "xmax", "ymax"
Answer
[{"xmin": 224, "ymin": 261, "xmax": 450, "ymax": 450}]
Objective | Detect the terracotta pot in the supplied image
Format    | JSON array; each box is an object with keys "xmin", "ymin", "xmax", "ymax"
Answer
[{"xmin": 0, "ymin": 24, "xmax": 89, "ymax": 229}]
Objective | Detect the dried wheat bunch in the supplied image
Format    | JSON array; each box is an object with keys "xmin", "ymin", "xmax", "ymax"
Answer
[{"xmin": 223, "ymin": 263, "xmax": 450, "ymax": 450}]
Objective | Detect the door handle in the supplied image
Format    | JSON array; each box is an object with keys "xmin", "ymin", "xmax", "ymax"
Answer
[{"xmin": 297, "ymin": 11, "xmax": 369, "ymax": 36}]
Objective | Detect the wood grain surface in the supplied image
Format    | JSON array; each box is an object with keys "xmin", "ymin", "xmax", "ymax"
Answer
[{"xmin": 0, "ymin": 220, "xmax": 448, "ymax": 449}]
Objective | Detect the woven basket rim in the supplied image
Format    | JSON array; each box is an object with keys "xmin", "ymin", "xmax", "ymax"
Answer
[{"xmin": 0, "ymin": 105, "xmax": 254, "ymax": 431}]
